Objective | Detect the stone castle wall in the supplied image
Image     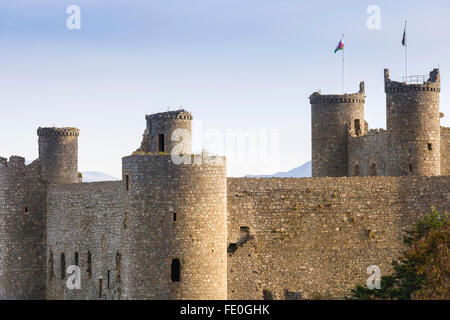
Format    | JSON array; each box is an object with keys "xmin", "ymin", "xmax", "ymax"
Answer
[
  {"xmin": 441, "ymin": 126, "xmax": 450, "ymax": 175},
  {"xmin": 0, "ymin": 157, "xmax": 47, "ymax": 300},
  {"xmin": 121, "ymin": 154, "xmax": 227, "ymax": 300},
  {"xmin": 348, "ymin": 129, "xmax": 388, "ymax": 176},
  {"xmin": 1, "ymin": 99, "xmax": 449, "ymax": 301},
  {"xmin": 227, "ymin": 176, "xmax": 450, "ymax": 299},
  {"xmin": 310, "ymin": 82, "xmax": 365, "ymax": 177},
  {"xmin": 46, "ymin": 181, "xmax": 123, "ymax": 300}
]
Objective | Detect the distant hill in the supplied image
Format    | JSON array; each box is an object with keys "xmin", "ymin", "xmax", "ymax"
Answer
[
  {"xmin": 81, "ymin": 171, "xmax": 119, "ymax": 182},
  {"xmin": 246, "ymin": 161, "xmax": 311, "ymax": 178}
]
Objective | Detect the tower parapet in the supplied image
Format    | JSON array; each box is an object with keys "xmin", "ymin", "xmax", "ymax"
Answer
[
  {"xmin": 37, "ymin": 127, "xmax": 80, "ymax": 184},
  {"xmin": 139, "ymin": 109, "xmax": 192, "ymax": 155},
  {"xmin": 385, "ymin": 68, "xmax": 441, "ymax": 176},
  {"xmin": 310, "ymin": 82, "xmax": 366, "ymax": 177}
]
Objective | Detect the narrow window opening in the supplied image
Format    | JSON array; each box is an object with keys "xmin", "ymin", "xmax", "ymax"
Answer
[
  {"xmin": 24, "ymin": 206, "xmax": 29, "ymax": 213},
  {"xmin": 409, "ymin": 164, "xmax": 413, "ymax": 173},
  {"xmin": 60, "ymin": 253, "xmax": 66, "ymax": 280},
  {"xmin": 158, "ymin": 134, "xmax": 165, "ymax": 152},
  {"xmin": 107, "ymin": 270, "xmax": 110, "ymax": 289},
  {"xmin": 98, "ymin": 279, "xmax": 103, "ymax": 298},
  {"xmin": 74, "ymin": 252, "xmax": 79, "ymax": 266},
  {"xmin": 125, "ymin": 175, "xmax": 129, "ymax": 191},
  {"xmin": 87, "ymin": 251, "xmax": 92, "ymax": 280},
  {"xmin": 116, "ymin": 252, "xmax": 121, "ymax": 282},
  {"xmin": 354, "ymin": 119, "xmax": 361, "ymax": 136},
  {"xmin": 48, "ymin": 251, "xmax": 54, "ymax": 280},
  {"xmin": 370, "ymin": 163, "xmax": 377, "ymax": 177},
  {"xmin": 173, "ymin": 212, "xmax": 177, "ymax": 222},
  {"xmin": 428, "ymin": 143, "xmax": 432, "ymax": 151},
  {"xmin": 171, "ymin": 258, "xmax": 181, "ymax": 282}
]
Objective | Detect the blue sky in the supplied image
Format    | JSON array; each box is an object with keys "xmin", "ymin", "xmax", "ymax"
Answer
[{"xmin": 1, "ymin": 0, "xmax": 449, "ymax": 177}]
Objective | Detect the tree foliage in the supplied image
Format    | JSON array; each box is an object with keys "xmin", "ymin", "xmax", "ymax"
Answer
[{"xmin": 349, "ymin": 208, "xmax": 449, "ymax": 300}]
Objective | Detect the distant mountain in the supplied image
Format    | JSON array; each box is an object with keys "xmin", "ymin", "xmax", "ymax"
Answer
[
  {"xmin": 246, "ymin": 161, "xmax": 311, "ymax": 178},
  {"xmin": 81, "ymin": 171, "xmax": 119, "ymax": 182}
]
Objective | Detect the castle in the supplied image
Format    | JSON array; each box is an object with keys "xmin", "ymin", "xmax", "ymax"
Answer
[{"xmin": 0, "ymin": 68, "xmax": 448, "ymax": 300}]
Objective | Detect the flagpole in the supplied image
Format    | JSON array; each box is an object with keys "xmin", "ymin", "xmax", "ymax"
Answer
[
  {"xmin": 342, "ymin": 34, "xmax": 345, "ymax": 93},
  {"xmin": 405, "ymin": 20, "xmax": 407, "ymax": 79}
]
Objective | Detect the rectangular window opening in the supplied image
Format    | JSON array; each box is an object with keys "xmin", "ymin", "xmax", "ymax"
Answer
[
  {"xmin": 173, "ymin": 212, "xmax": 177, "ymax": 222},
  {"xmin": 171, "ymin": 258, "xmax": 181, "ymax": 282},
  {"xmin": 158, "ymin": 134, "xmax": 165, "ymax": 152},
  {"xmin": 87, "ymin": 251, "xmax": 92, "ymax": 280},
  {"xmin": 428, "ymin": 143, "xmax": 432, "ymax": 151},
  {"xmin": 98, "ymin": 279, "xmax": 103, "ymax": 299},
  {"xmin": 116, "ymin": 252, "xmax": 121, "ymax": 282},
  {"xmin": 125, "ymin": 175, "xmax": 129, "ymax": 191},
  {"xmin": 60, "ymin": 253, "xmax": 66, "ymax": 280}
]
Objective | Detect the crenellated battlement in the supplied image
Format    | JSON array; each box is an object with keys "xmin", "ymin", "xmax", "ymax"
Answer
[
  {"xmin": 309, "ymin": 82, "xmax": 365, "ymax": 105},
  {"xmin": 384, "ymin": 68, "xmax": 440, "ymax": 93},
  {"xmin": 37, "ymin": 127, "xmax": 80, "ymax": 136},
  {"xmin": 145, "ymin": 109, "xmax": 193, "ymax": 121}
]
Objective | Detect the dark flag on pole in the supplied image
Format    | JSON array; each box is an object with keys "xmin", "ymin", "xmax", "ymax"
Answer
[
  {"xmin": 402, "ymin": 20, "xmax": 408, "ymax": 78},
  {"xmin": 402, "ymin": 23, "xmax": 406, "ymax": 46}
]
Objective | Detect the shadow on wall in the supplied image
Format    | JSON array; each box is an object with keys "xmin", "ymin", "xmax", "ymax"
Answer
[{"xmin": 227, "ymin": 227, "xmax": 252, "ymax": 255}]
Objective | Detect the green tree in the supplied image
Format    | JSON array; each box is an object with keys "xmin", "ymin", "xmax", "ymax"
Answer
[{"xmin": 349, "ymin": 208, "xmax": 449, "ymax": 300}]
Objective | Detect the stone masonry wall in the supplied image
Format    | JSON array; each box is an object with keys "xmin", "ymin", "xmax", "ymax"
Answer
[
  {"xmin": 37, "ymin": 127, "xmax": 80, "ymax": 185},
  {"xmin": 46, "ymin": 181, "xmax": 123, "ymax": 300},
  {"xmin": 139, "ymin": 110, "xmax": 192, "ymax": 154},
  {"xmin": 385, "ymin": 69, "xmax": 441, "ymax": 176},
  {"xmin": 310, "ymin": 82, "xmax": 365, "ymax": 177},
  {"xmin": 0, "ymin": 157, "xmax": 47, "ymax": 300},
  {"xmin": 348, "ymin": 129, "xmax": 388, "ymax": 177},
  {"xmin": 121, "ymin": 154, "xmax": 227, "ymax": 300},
  {"xmin": 441, "ymin": 126, "xmax": 450, "ymax": 175},
  {"xmin": 227, "ymin": 176, "xmax": 450, "ymax": 300}
]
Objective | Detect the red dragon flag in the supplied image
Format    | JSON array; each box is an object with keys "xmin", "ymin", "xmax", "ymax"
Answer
[{"xmin": 334, "ymin": 36, "xmax": 344, "ymax": 53}]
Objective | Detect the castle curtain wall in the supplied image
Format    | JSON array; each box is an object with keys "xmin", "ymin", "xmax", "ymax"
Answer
[
  {"xmin": 46, "ymin": 181, "xmax": 124, "ymax": 300},
  {"xmin": 347, "ymin": 130, "xmax": 388, "ymax": 177},
  {"xmin": 441, "ymin": 127, "xmax": 450, "ymax": 175},
  {"xmin": 227, "ymin": 176, "xmax": 450, "ymax": 299}
]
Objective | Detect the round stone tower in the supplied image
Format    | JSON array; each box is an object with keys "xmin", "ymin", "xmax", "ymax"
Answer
[
  {"xmin": 385, "ymin": 68, "xmax": 441, "ymax": 176},
  {"xmin": 121, "ymin": 112, "xmax": 226, "ymax": 299},
  {"xmin": 310, "ymin": 82, "xmax": 366, "ymax": 177},
  {"xmin": 0, "ymin": 157, "xmax": 47, "ymax": 299},
  {"xmin": 139, "ymin": 109, "xmax": 192, "ymax": 155},
  {"xmin": 37, "ymin": 127, "xmax": 80, "ymax": 184}
]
